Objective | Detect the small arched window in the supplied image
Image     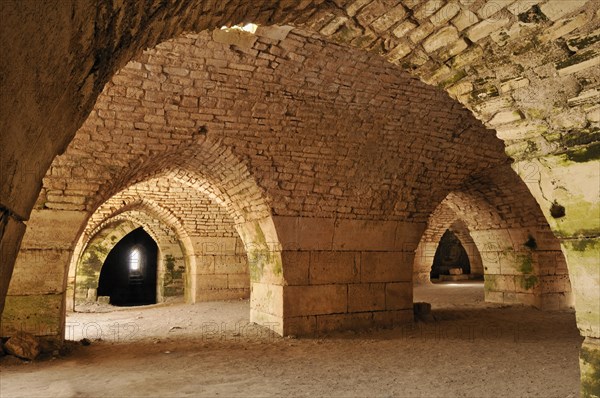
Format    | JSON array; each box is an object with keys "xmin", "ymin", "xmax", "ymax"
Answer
[{"xmin": 129, "ymin": 248, "xmax": 141, "ymax": 271}]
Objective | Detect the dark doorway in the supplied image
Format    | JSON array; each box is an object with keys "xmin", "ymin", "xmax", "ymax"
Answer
[
  {"xmin": 98, "ymin": 227, "xmax": 158, "ymax": 306},
  {"xmin": 430, "ymin": 229, "xmax": 471, "ymax": 280}
]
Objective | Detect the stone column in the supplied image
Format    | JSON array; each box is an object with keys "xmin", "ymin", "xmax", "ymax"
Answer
[
  {"xmin": 1, "ymin": 209, "xmax": 86, "ymax": 346},
  {"xmin": 0, "ymin": 210, "xmax": 26, "ymax": 315},
  {"xmin": 274, "ymin": 216, "xmax": 425, "ymax": 336},
  {"xmin": 514, "ymin": 157, "xmax": 600, "ymax": 396}
]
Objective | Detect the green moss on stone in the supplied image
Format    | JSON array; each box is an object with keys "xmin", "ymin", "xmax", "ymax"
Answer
[
  {"xmin": 439, "ymin": 69, "xmax": 467, "ymax": 88},
  {"xmin": 563, "ymin": 142, "xmax": 600, "ymax": 163},
  {"xmin": 568, "ymin": 32, "xmax": 600, "ymax": 51},
  {"xmin": 518, "ymin": 253, "xmax": 534, "ymax": 274},
  {"xmin": 569, "ymin": 238, "xmax": 599, "ymax": 252},
  {"xmin": 556, "ymin": 50, "xmax": 597, "ymax": 70},
  {"xmin": 580, "ymin": 344, "xmax": 600, "ymax": 397},
  {"xmin": 521, "ymin": 275, "xmax": 539, "ymax": 290}
]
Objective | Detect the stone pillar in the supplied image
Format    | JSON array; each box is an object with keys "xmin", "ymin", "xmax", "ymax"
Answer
[
  {"xmin": 562, "ymin": 238, "xmax": 600, "ymax": 335},
  {"xmin": 191, "ymin": 236, "xmax": 250, "ymax": 302},
  {"xmin": 472, "ymin": 227, "xmax": 571, "ymax": 309},
  {"xmin": 0, "ymin": 210, "xmax": 26, "ymax": 315},
  {"xmin": 274, "ymin": 217, "xmax": 424, "ymax": 336},
  {"xmin": 1, "ymin": 209, "xmax": 86, "ymax": 346},
  {"xmin": 580, "ymin": 337, "xmax": 600, "ymax": 397},
  {"xmin": 513, "ymin": 157, "xmax": 599, "ymax": 394},
  {"xmin": 413, "ymin": 241, "xmax": 437, "ymax": 284}
]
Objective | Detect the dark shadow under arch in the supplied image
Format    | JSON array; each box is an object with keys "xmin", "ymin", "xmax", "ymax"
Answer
[{"xmin": 98, "ymin": 227, "xmax": 158, "ymax": 306}]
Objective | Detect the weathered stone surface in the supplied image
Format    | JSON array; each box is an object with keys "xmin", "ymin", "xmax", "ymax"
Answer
[
  {"xmin": 467, "ymin": 18, "xmax": 510, "ymax": 42},
  {"xmin": 540, "ymin": 0, "xmax": 590, "ymax": 21},
  {"xmin": 423, "ymin": 26, "xmax": 459, "ymax": 53},
  {"xmin": 4, "ymin": 331, "xmax": 40, "ymax": 360}
]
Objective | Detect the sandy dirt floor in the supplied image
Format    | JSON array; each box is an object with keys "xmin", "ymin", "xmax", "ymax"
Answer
[{"xmin": 1, "ymin": 282, "xmax": 582, "ymax": 397}]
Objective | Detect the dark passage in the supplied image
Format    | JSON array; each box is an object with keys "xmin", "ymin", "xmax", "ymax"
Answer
[
  {"xmin": 430, "ymin": 229, "xmax": 470, "ymax": 280},
  {"xmin": 98, "ymin": 227, "xmax": 158, "ymax": 306}
]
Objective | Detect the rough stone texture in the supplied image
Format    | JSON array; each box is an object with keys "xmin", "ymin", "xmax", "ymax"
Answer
[
  {"xmin": 1, "ymin": 1, "xmax": 599, "ymax": 390},
  {"xmin": 580, "ymin": 337, "xmax": 600, "ymax": 397},
  {"xmin": 413, "ymin": 167, "xmax": 573, "ymax": 310},
  {"xmin": 0, "ymin": 211, "xmax": 26, "ymax": 314},
  {"xmin": 1, "ymin": 209, "xmax": 86, "ymax": 340},
  {"xmin": 3, "ymin": 331, "xmax": 41, "ymax": 360}
]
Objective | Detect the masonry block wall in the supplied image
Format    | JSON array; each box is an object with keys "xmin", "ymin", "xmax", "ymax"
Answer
[
  {"xmin": 2, "ymin": 2, "xmax": 599, "ymax": 393},
  {"xmin": 414, "ymin": 209, "xmax": 484, "ymax": 284},
  {"xmin": 1, "ymin": 210, "xmax": 86, "ymax": 345},
  {"xmin": 276, "ymin": 217, "xmax": 423, "ymax": 335},
  {"xmin": 75, "ymin": 178, "xmax": 251, "ymax": 307}
]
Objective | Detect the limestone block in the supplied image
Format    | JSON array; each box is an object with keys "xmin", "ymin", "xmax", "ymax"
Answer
[
  {"xmin": 7, "ymin": 249, "xmax": 68, "ymax": 295},
  {"xmin": 387, "ymin": 40, "xmax": 412, "ymax": 62},
  {"xmin": 395, "ymin": 222, "xmax": 426, "ymax": 251},
  {"xmin": 21, "ymin": 210, "xmax": 86, "ymax": 250},
  {"xmin": 348, "ymin": 283, "xmax": 386, "ymax": 312},
  {"xmin": 251, "ymin": 282, "xmax": 283, "ymax": 318},
  {"xmin": 540, "ymin": 0, "xmax": 590, "ymax": 21},
  {"xmin": 196, "ymin": 289, "xmax": 248, "ymax": 302},
  {"xmin": 281, "ymin": 251, "xmax": 310, "ymax": 285},
  {"xmin": 414, "ymin": 0, "xmax": 445, "ymax": 20},
  {"xmin": 409, "ymin": 21, "xmax": 435, "ymax": 44},
  {"xmin": 447, "ymin": 81, "xmax": 474, "ymax": 97},
  {"xmin": 393, "ymin": 20, "xmax": 417, "ymax": 38},
  {"xmin": 316, "ymin": 312, "xmax": 374, "ymax": 333},
  {"xmin": 568, "ymin": 89, "xmax": 599, "ymax": 107},
  {"xmin": 284, "ymin": 284, "xmax": 347, "ymax": 317},
  {"xmin": 385, "ymin": 282, "xmax": 413, "ymax": 310},
  {"xmin": 227, "ymin": 274, "xmax": 250, "ymax": 289},
  {"xmin": 194, "ymin": 255, "xmax": 215, "ymax": 275},
  {"xmin": 540, "ymin": 13, "xmax": 590, "ymax": 42},
  {"xmin": 333, "ymin": 220, "xmax": 397, "ymax": 251},
  {"xmin": 283, "ymin": 315, "xmax": 316, "ymax": 336},
  {"xmin": 488, "ymin": 110, "xmax": 524, "ymax": 126},
  {"xmin": 430, "ymin": 2, "xmax": 461, "ymax": 26},
  {"xmin": 196, "ymin": 274, "xmax": 228, "ymax": 290},
  {"xmin": 250, "ymin": 309, "xmax": 283, "ymax": 336},
  {"xmin": 452, "ymin": 8, "xmax": 478, "ymax": 31},
  {"xmin": 423, "ymin": 26, "xmax": 460, "ymax": 53},
  {"xmin": 1, "ymin": 294, "xmax": 63, "ymax": 337},
  {"xmin": 272, "ymin": 216, "xmax": 335, "ymax": 251},
  {"xmin": 467, "ymin": 18, "xmax": 510, "ymax": 42},
  {"xmin": 309, "ymin": 251, "xmax": 360, "ymax": 284},
  {"xmin": 485, "ymin": 290, "xmax": 504, "ymax": 303},
  {"xmin": 0, "ymin": 215, "xmax": 26, "ymax": 313},
  {"xmin": 371, "ymin": 5, "xmax": 407, "ymax": 33},
  {"xmin": 361, "ymin": 252, "xmax": 411, "ymax": 282},
  {"xmin": 557, "ymin": 52, "xmax": 600, "ymax": 76},
  {"xmin": 477, "ymin": 0, "xmax": 518, "ymax": 19},
  {"xmin": 320, "ymin": 16, "xmax": 348, "ymax": 36},
  {"xmin": 495, "ymin": 120, "xmax": 546, "ymax": 141},
  {"xmin": 214, "ymin": 255, "xmax": 247, "ymax": 274},
  {"xmin": 346, "ymin": 0, "xmax": 372, "ymax": 17},
  {"xmin": 500, "ymin": 77, "xmax": 530, "ymax": 94},
  {"xmin": 562, "ymin": 239, "xmax": 600, "ymax": 338}
]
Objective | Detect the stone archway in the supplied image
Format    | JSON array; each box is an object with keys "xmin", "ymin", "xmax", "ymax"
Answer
[
  {"xmin": 2, "ymin": 2, "xmax": 599, "ymax": 390},
  {"xmin": 414, "ymin": 164, "xmax": 573, "ymax": 310},
  {"xmin": 415, "ymin": 217, "xmax": 483, "ymax": 284},
  {"xmin": 71, "ymin": 214, "xmax": 187, "ymax": 310}
]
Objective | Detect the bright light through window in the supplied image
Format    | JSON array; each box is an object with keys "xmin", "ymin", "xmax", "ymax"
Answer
[
  {"xmin": 130, "ymin": 249, "xmax": 140, "ymax": 271},
  {"xmin": 220, "ymin": 23, "xmax": 258, "ymax": 34}
]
